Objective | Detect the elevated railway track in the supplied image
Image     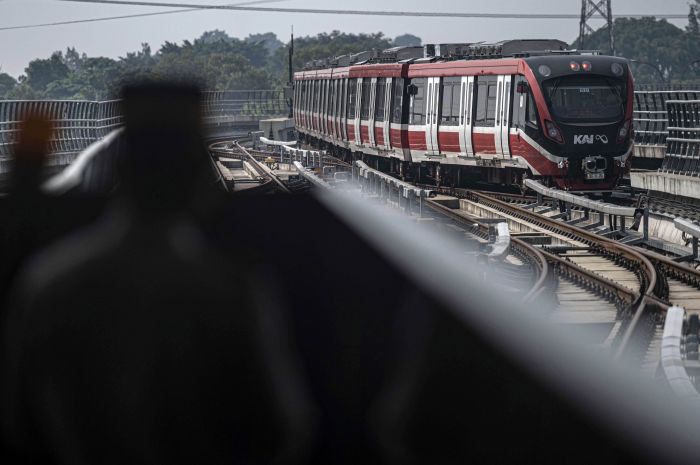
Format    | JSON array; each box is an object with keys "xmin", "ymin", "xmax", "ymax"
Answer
[{"xmin": 342, "ymin": 160, "xmax": 700, "ymax": 394}]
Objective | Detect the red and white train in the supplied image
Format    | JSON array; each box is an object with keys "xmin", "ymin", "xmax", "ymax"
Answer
[{"xmin": 293, "ymin": 40, "xmax": 634, "ymax": 191}]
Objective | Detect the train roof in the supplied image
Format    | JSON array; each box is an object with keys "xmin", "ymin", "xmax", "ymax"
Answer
[
  {"xmin": 292, "ymin": 40, "xmax": 633, "ymax": 81},
  {"xmin": 300, "ymin": 39, "xmax": 570, "ymax": 71}
]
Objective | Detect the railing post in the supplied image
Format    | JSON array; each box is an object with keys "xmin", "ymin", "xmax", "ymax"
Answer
[
  {"xmin": 644, "ymin": 206, "xmax": 649, "ymax": 240},
  {"xmin": 419, "ymin": 191, "xmax": 424, "ymax": 218}
]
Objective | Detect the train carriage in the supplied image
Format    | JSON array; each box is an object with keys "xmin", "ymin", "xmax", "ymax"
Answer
[{"xmin": 293, "ymin": 39, "xmax": 633, "ymax": 191}]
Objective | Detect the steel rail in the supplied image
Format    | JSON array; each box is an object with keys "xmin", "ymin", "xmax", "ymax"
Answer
[
  {"xmin": 208, "ymin": 139, "xmax": 280, "ymax": 194},
  {"xmin": 425, "ymin": 198, "xmax": 550, "ymax": 304},
  {"xmin": 457, "ymin": 190, "xmax": 667, "ymax": 361},
  {"xmin": 467, "ymin": 190, "xmax": 658, "ymax": 300},
  {"xmin": 234, "ymin": 141, "xmax": 291, "ymax": 194}
]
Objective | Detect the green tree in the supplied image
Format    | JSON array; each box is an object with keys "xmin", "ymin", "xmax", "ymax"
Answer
[
  {"xmin": 0, "ymin": 72, "xmax": 17, "ymax": 98},
  {"xmin": 24, "ymin": 52, "xmax": 70, "ymax": 93},
  {"xmin": 393, "ymin": 34, "xmax": 422, "ymax": 47},
  {"xmin": 246, "ymin": 32, "xmax": 283, "ymax": 56},
  {"xmin": 571, "ymin": 17, "xmax": 695, "ymax": 84},
  {"xmin": 4, "ymin": 83, "xmax": 41, "ymax": 100},
  {"xmin": 271, "ymin": 31, "xmax": 393, "ymax": 85}
]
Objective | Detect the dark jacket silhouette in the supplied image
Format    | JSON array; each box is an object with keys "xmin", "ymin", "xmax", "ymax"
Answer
[{"xmin": 1, "ymin": 83, "xmax": 313, "ymax": 465}]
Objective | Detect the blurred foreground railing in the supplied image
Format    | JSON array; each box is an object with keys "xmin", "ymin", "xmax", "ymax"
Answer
[{"xmin": 0, "ymin": 90, "xmax": 288, "ymax": 160}]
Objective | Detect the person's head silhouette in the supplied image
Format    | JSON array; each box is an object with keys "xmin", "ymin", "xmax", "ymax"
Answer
[{"xmin": 119, "ymin": 82, "xmax": 207, "ymax": 218}]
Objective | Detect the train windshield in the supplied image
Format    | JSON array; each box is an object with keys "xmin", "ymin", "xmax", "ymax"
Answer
[{"xmin": 542, "ymin": 76, "xmax": 625, "ymax": 124}]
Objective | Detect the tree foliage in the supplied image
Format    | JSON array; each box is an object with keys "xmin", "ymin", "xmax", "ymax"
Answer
[
  {"xmin": 0, "ymin": 73, "xmax": 17, "ymax": 97},
  {"xmin": 0, "ymin": 30, "xmax": 423, "ymax": 100},
  {"xmin": 393, "ymin": 34, "xmax": 422, "ymax": 47},
  {"xmin": 572, "ymin": 16, "xmax": 700, "ymax": 85}
]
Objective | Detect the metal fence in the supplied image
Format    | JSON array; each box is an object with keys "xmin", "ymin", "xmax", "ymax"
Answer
[
  {"xmin": 0, "ymin": 90, "xmax": 288, "ymax": 159},
  {"xmin": 0, "ymin": 100, "xmax": 123, "ymax": 158},
  {"xmin": 633, "ymin": 90, "xmax": 700, "ymax": 147},
  {"xmin": 202, "ymin": 90, "xmax": 288, "ymax": 118},
  {"xmin": 661, "ymin": 100, "xmax": 700, "ymax": 176}
]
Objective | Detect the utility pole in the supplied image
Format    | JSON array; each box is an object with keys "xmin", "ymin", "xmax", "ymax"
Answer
[{"xmin": 579, "ymin": 0, "xmax": 615, "ymax": 55}]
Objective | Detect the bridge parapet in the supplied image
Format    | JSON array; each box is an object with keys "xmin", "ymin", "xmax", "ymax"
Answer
[{"xmin": 0, "ymin": 91, "xmax": 288, "ymax": 174}]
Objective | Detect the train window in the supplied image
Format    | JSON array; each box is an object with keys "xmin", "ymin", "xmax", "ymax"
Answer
[
  {"xmin": 487, "ymin": 82, "xmax": 498, "ymax": 125},
  {"xmin": 327, "ymin": 80, "xmax": 332, "ymax": 117},
  {"xmin": 318, "ymin": 81, "xmax": 326, "ymax": 115},
  {"xmin": 409, "ymin": 77, "xmax": 427, "ymax": 125},
  {"xmin": 310, "ymin": 81, "xmax": 315, "ymax": 114},
  {"xmin": 391, "ymin": 78, "xmax": 404, "ymax": 123},
  {"xmin": 315, "ymin": 80, "xmax": 319, "ymax": 114},
  {"xmin": 440, "ymin": 77, "xmax": 461, "ymax": 126},
  {"xmin": 323, "ymin": 80, "xmax": 328, "ymax": 116},
  {"xmin": 474, "ymin": 80, "xmax": 488, "ymax": 127},
  {"xmin": 467, "ymin": 82, "xmax": 473, "ymax": 125},
  {"xmin": 526, "ymin": 92, "xmax": 538, "ymax": 127},
  {"xmin": 512, "ymin": 76, "xmax": 526, "ymax": 128},
  {"xmin": 337, "ymin": 80, "xmax": 342, "ymax": 118},
  {"xmin": 340, "ymin": 79, "xmax": 346, "ymax": 120},
  {"xmin": 319, "ymin": 80, "xmax": 324, "ymax": 116},
  {"xmin": 460, "ymin": 83, "xmax": 465, "ymax": 124},
  {"xmin": 375, "ymin": 78, "xmax": 386, "ymax": 122},
  {"xmin": 496, "ymin": 82, "xmax": 502, "ymax": 123},
  {"xmin": 328, "ymin": 80, "xmax": 334, "ymax": 118},
  {"xmin": 360, "ymin": 80, "xmax": 371, "ymax": 119},
  {"xmin": 504, "ymin": 81, "xmax": 511, "ymax": 125},
  {"xmin": 348, "ymin": 78, "xmax": 357, "ymax": 119}
]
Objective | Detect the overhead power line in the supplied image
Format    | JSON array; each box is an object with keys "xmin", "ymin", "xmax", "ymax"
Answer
[
  {"xmin": 58, "ymin": 0, "xmax": 690, "ymax": 20},
  {"xmin": 0, "ymin": 0, "xmax": 286, "ymax": 31}
]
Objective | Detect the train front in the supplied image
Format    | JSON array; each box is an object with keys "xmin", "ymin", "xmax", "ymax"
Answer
[{"xmin": 524, "ymin": 55, "xmax": 633, "ymax": 191}]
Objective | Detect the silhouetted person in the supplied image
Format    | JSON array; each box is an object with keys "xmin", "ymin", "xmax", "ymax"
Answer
[
  {"xmin": 1, "ymin": 82, "xmax": 313, "ymax": 465},
  {"xmin": 0, "ymin": 114, "xmax": 53, "ymax": 316}
]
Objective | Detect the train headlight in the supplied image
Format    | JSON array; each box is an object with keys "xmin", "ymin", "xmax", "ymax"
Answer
[
  {"xmin": 617, "ymin": 120, "xmax": 631, "ymax": 143},
  {"xmin": 544, "ymin": 120, "xmax": 564, "ymax": 144},
  {"xmin": 569, "ymin": 61, "xmax": 580, "ymax": 71},
  {"xmin": 611, "ymin": 62, "xmax": 624, "ymax": 76},
  {"xmin": 581, "ymin": 61, "xmax": 592, "ymax": 71},
  {"xmin": 538, "ymin": 65, "xmax": 551, "ymax": 77}
]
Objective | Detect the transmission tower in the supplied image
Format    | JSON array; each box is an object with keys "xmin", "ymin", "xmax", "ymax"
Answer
[{"xmin": 579, "ymin": 0, "xmax": 614, "ymax": 55}]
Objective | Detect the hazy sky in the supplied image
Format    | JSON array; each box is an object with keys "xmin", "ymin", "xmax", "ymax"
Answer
[{"xmin": 0, "ymin": 0, "xmax": 691, "ymax": 78}]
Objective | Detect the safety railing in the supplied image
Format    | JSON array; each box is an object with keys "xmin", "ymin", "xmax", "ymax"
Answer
[
  {"xmin": 292, "ymin": 161, "xmax": 332, "ymax": 189},
  {"xmin": 633, "ymin": 90, "xmax": 700, "ymax": 148},
  {"xmin": 523, "ymin": 178, "xmax": 648, "ymax": 243},
  {"xmin": 661, "ymin": 306, "xmax": 700, "ymax": 401},
  {"xmin": 281, "ymin": 145, "xmax": 325, "ymax": 169},
  {"xmin": 0, "ymin": 100, "xmax": 124, "ymax": 158},
  {"xmin": 354, "ymin": 160, "xmax": 434, "ymax": 216},
  {"xmin": 661, "ymin": 100, "xmax": 700, "ymax": 176},
  {"xmin": 0, "ymin": 91, "xmax": 288, "ymax": 160},
  {"xmin": 202, "ymin": 90, "xmax": 288, "ymax": 118}
]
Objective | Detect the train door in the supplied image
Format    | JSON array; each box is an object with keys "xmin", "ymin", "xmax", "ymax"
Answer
[
  {"xmin": 354, "ymin": 78, "xmax": 362, "ymax": 144},
  {"xmin": 340, "ymin": 79, "xmax": 347, "ymax": 140},
  {"xmin": 495, "ymin": 75, "xmax": 512, "ymax": 158},
  {"xmin": 368, "ymin": 77, "xmax": 377, "ymax": 146},
  {"xmin": 333, "ymin": 79, "xmax": 342, "ymax": 139},
  {"xmin": 330, "ymin": 79, "xmax": 336, "ymax": 139},
  {"xmin": 458, "ymin": 76, "xmax": 475, "ymax": 156},
  {"xmin": 323, "ymin": 79, "xmax": 331, "ymax": 136},
  {"xmin": 312, "ymin": 80, "xmax": 318, "ymax": 132},
  {"xmin": 384, "ymin": 78, "xmax": 392, "ymax": 149},
  {"xmin": 425, "ymin": 77, "xmax": 440, "ymax": 154}
]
